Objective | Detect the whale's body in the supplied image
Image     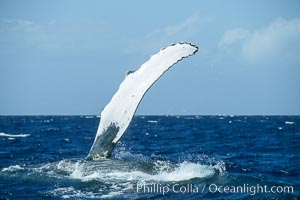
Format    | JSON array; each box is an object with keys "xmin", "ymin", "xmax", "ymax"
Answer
[{"xmin": 87, "ymin": 42, "xmax": 198, "ymax": 160}]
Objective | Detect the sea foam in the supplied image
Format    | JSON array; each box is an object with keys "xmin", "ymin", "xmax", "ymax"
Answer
[{"xmin": 0, "ymin": 132, "xmax": 30, "ymax": 137}]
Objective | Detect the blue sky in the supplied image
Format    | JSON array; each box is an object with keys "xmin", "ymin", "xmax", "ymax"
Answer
[{"xmin": 0, "ymin": 0, "xmax": 300, "ymax": 115}]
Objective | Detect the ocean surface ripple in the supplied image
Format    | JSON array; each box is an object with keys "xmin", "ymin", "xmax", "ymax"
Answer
[{"xmin": 0, "ymin": 115, "xmax": 299, "ymax": 199}]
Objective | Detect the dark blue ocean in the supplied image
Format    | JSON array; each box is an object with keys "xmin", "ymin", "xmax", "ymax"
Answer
[{"xmin": 0, "ymin": 115, "xmax": 299, "ymax": 199}]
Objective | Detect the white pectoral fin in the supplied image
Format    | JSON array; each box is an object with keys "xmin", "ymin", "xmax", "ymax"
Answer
[{"xmin": 87, "ymin": 42, "xmax": 198, "ymax": 160}]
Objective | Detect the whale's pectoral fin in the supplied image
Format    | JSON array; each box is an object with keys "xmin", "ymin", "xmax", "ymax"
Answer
[
  {"xmin": 125, "ymin": 70, "xmax": 135, "ymax": 77},
  {"xmin": 86, "ymin": 123, "xmax": 120, "ymax": 160},
  {"xmin": 87, "ymin": 42, "xmax": 198, "ymax": 161}
]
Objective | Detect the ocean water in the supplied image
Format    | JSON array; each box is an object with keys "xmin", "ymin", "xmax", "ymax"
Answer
[{"xmin": 0, "ymin": 115, "xmax": 299, "ymax": 199}]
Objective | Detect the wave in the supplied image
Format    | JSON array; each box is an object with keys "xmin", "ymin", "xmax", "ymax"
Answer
[
  {"xmin": 1, "ymin": 159, "xmax": 224, "ymax": 182},
  {"xmin": 0, "ymin": 132, "xmax": 30, "ymax": 137},
  {"xmin": 45, "ymin": 159, "xmax": 223, "ymax": 182},
  {"xmin": 84, "ymin": 116, "xmax": 94, "ymax": 119},
  {"xmin": 2, "ymin": 165, "xmax": 24, "ymax": 172},
  {"xmin": 1, "ymin": 157, "xmax": 225, "ymax": 199},
  {"xmin": 46, "ymin": 186, "xmax": 124, "ymax": 199},
  {"xmin": 147, "ymin": 120, "xmax": 158, "ymax": 123},
  {"xmin": 285, "ymin": 121, "xmax": 295, "ymax": 125},
  {"xmin": 69, "ymin": 161, "xmax": 216, "ymax": 182},
  {"xmin": 48, "ymin": 159, "xmax": 223, "ymax": 198}
]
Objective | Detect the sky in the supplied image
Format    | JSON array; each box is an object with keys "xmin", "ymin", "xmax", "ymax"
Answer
[{"xmin": 0, "ymin": 0, "xmax": 300, "ymax": 115}]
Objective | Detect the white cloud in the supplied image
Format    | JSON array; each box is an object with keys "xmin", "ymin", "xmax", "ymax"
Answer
[
  {"xmin": 147, "ymin": 14, "xmax": 202, "ymax": 39},
  {"xmin": 218, "ymin": 28, "xmax": 249, "ymax": 47},
  {"xmin": 219, "ymin": 18, "xmax": 300, "ymax": 63},
  {"xmin": 162, "ymin": 14, "xmax": 201, "ymax": 37},
  {"xmin": 0, "ymin": 19, "xmax": 48, "ymax": 51},
  {"xmin": 0, "ymin": 19, "xmax": 38, "ymax": 32},
  {"xmin": 137, "ymin": 14, "xmax": 204, "ymax": 54},
  {"xmin": 242, "ymin": 18, "xmax": 300, "ymax": 62},
  {"xmin": 0, "ymin": 18, "xmax": 108, "ymax": 52}
]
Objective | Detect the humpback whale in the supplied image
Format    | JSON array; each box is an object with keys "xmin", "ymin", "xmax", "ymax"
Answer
[{"xmin": 87, "ymin": 42, "xmax": 198, "ymax": 160}]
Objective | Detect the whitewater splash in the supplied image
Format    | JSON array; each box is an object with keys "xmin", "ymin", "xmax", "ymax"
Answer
[
  {"xmin": 87, "ymin": 42, "xmax": 198, "ymax": 160},
  {"xmin": 0, "ymin": 156, "xmax": 224, "ymax": 199},
  {"xmin": 1, "ymin": 158, "xmax": 224, "ymax": 195},
  {"xmin": 0, "ymin": 132, "xmax": 30, "ymax": 137}
]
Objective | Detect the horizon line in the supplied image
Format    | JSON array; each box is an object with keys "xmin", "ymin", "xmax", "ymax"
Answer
[{"xmin": 0, "ymin": 114, "xmax": 299, "ymax": 117}]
